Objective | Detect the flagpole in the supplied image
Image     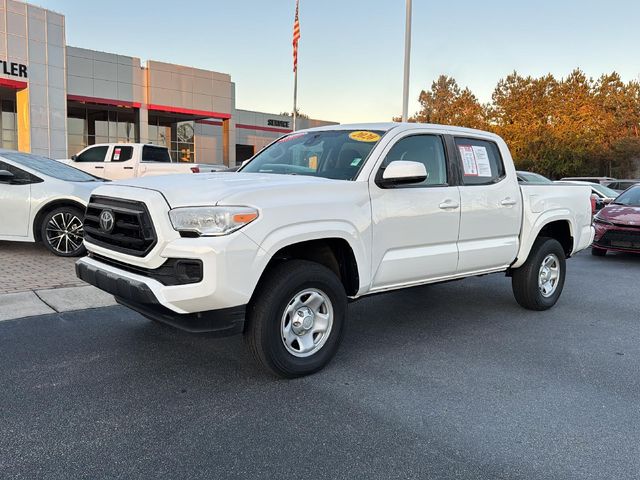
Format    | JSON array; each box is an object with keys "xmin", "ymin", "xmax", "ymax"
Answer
[
  {"xmin": 292, "ymin": 0, "xmax": 300, "ymax": 131},
  {"xmin": 293, "ymin": 68, "xmax": 298, "ymax": 131},
  {"xmin": 401, "ymin": 0, "xmax": 412, "ymax": 122}
]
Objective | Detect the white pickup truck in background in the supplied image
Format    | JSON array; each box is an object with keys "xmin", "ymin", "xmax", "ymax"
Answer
[
  {"xmin": 76, "ymin": 123, "xmax": 595, "ymax": 378},
  {"xmin": 59, "ymin": 143, "xmax": 227, "ymax": 180}
]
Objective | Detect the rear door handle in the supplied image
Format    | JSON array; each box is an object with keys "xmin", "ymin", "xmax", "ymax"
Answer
[
  {"xmin": 439, "ymin": 200, "xmax": 460, "ymax": 210},
  {"xmin": 124, "ymin": 167, "xmax": 133, "ymax": 170},
  {"xmin": 500, "ymin": 198, "xmax": 517, "ymax": 206},
  {"xmin": 94, "ymin": 165, "xmax": 104, "ymax": 169}
]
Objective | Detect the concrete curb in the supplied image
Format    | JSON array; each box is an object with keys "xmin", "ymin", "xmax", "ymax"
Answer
[{"xmin": 0, "ymin": 285, "xmax": 117, "ymax": 322}]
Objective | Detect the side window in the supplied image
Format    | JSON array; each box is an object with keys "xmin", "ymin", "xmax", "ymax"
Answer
[
  {"xmin": 76, "ymin": 146, "xmax": 109, "ymax": 163},
  {"xmin": 0, "ymin": 161, "xmax": 39, "ymax": 184},
  {"xmin": 455, "ymin": 137, "xmax": 505, "ymax": 186},
  {"xmin": 111, "ymin": 146, "xmax": 134, "ymax": 162},
  {"xmin": 142, "ymin": 146, "xmax": 172, "ymax": 162},
  {"xmin": 381, "ymin": 134, "xmax": 447, "ymax": 186}
]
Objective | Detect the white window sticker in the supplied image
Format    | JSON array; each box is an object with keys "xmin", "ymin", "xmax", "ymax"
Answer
[
  {"xmin": 458, "ymin": 145, "xmax": 493, "ymax": 177},
  {"xmin": 471, "ymin": 146, "xmax": 492, "ymax": 177},
  {"xmin": 113, "ymin": 147, "xmax": 121, "ymax": 161},
  {"xmin": 458, "ymin": 145, "xmax": 478, "ymax": 176}
]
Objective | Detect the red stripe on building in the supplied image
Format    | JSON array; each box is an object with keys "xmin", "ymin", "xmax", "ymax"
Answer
[
  {"xmin": 0, "ymin": 78, "xmax": 28, "ymax": 89},
  {"xmin": 147, "ymin": 104, "xmax": 231, "ymax": 120},
  {"xmin": 67, "ymin": 94, "xmax": 141, "ymax": 108},
  {"xmin": 236, "ymin": 123, "xmax": 292, "ymax": 134}
]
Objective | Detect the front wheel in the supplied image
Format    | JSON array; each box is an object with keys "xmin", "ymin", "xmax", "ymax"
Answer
[
  {"xmin": 244, "ymin": 260, "xmax": 347, "ymax": 378},
  {"xmin": 41, "ymin": 206, "xmax": 86, "ymax": 257},
  {"xmin": 511, "ymin": 237, "xmax": 566, "ymax": 311}
]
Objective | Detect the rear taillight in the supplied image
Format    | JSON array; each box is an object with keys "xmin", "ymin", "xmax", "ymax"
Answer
[{"xmin": 190, "ymin": 166, "xmax": 200, "ymax": 173}]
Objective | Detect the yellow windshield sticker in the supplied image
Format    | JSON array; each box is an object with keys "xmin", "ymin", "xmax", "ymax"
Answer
[{"xmin": 349, "ymin": 131, "xmax": 381, "ymax": 143}]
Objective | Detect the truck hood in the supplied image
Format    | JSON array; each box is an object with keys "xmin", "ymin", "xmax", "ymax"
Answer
[{"xmin": 113, "ymin": 172, "xmax": 337, "ymax": 207}]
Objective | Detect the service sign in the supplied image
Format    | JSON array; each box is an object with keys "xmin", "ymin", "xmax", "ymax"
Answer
[
  {"xmin": 0, "ymin": 60, "xmax": 28, "ymax": 78},
  {"xmin": 267, "ymin": 119, "xmax": 290, "ymax": 128}
]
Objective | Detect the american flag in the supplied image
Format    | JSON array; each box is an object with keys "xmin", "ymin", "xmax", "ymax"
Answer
[{"xmin": 292, "ymin": 0, "xmax": 301, "ymax": 72}]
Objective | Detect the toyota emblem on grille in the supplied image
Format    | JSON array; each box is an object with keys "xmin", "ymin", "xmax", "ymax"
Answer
[{"xmin": 99, "ymin": 210, "xmax": 115, "ymax": 233}]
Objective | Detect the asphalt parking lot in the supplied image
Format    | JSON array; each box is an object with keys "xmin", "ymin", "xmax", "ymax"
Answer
[{"xmin": 1, "ymin": 251, "xmax": 639, "ymax": 479}]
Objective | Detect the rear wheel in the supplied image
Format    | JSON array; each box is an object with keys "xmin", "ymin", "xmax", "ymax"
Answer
[
  {"xmin": 41, "ymin": 206, "xmax": 86, "ymax": 257},
  {"xmin": 512, "ymin": 237, "xmax": 566, "ymax": 311},
  {"xmin": 244, "ymin": 260, "xmax": 347, "ymax": 378},
  {"xmin": 591, "ymin": 246, "xmax": 607, "ymax": 256}
]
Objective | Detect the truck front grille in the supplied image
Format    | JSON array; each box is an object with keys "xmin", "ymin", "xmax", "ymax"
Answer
[{"xmin": 84, "ymin": 195, "xmax": 157, "ymax": 257}]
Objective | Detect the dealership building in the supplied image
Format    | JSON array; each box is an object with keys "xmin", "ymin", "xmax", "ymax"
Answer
[{"xmin": 0, "ymin": 0, "xmax": 335, "ymax": 166}]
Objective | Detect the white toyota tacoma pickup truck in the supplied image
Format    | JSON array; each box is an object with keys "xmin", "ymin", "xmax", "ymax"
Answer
[
  {"xmin": 76, "ymin": 123, "xmax": 594, "ymax": 377},
  {"xmin": 59, "ymin": 143, "xmax": 226, "ymax": 180}
]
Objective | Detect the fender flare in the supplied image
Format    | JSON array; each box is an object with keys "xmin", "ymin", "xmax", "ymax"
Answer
[
  {"xmin": 247, "ymin": 220, "xmax": 369, "ymax": 295},
  {"xmin": 511, "ymin": 209, "xmax": 575, "ymax": 269}
]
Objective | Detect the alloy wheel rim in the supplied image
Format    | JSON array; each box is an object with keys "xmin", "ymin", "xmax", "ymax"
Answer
[
  {"xmin": 281, "ymin": 288, "xmax": 334, "ymax": 358},
  {"xmin": 538, "ymin": 253, "xmax": 560, "ymax": 298},
  {"xmin": 46, "ymin": 212, "xmax": 84, "ymax": 254}
]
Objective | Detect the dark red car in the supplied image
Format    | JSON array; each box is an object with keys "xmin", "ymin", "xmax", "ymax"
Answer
[{"xmin": 592, "ymin": 185, "xmax": 640, "ymax": 256}]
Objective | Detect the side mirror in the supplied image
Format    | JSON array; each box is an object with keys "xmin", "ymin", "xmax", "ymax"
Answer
[
  {"xmin": 241, "ymin": 159, "xmax": 251, "ymax": 167},
  {"xmin": 379, "ymin": 161, "xmax": 427, "ymax": 187},
  {"xmin": 0, "ymin": 169, "xmax": 15, "ymax": 183},
  {"xmin": 71, "ymin": 154, "xmax": 78, "ymax": 161}
]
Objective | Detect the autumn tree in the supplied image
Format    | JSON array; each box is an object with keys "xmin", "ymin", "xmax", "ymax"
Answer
[
  {"xmin": 398, "ymin": 70, "xmax": 640, "ymax": 178},
  {"xmin": 398, "ymin": 75, "xmax": 487, "ymax": 129}
]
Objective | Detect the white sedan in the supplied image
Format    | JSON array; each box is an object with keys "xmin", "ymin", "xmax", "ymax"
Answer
[{"xmin": 0, "ymin": 151, "xmax": 105, "ymax": 256}]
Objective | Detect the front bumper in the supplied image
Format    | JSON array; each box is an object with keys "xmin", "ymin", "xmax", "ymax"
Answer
[
  {"xmin": 76, "ymin": 259, "xmax": 245, "ymax": 335},
  {"xmin": 593, "ymin": 222, "xmax": 640, "ymax": 253}
]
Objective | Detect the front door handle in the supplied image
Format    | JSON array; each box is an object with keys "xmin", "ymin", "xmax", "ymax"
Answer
[
  {"xmin": 439, "ymin": 200, "xmax": 460, "ymax": 210},
  {"xmin": 500, "ymin": 198, "xmax": 517, "ymax": 206},
  {"xmin": 94, "ymin": 165, "xmax": 104, "ymax": 169},
  {"xmin": 123, "ymin": 167, "xmax": 133, "ymax": 170}
]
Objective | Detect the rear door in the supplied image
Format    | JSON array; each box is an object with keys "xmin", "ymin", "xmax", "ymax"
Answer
[
  {"xmin": 453, "ymin": 136, "xmax": 522, "ymax": 273},
  {"xmin": 73, "ymin": 145, "xmax": 110, "ymax": 178},
  {"xmin": 0, "ymin": 160, "xmax": 33, "ymax": 238},
  {"xmin": 105, "ymin": 145, "xmax": 135, "ymax": 180},
  {"xmin": 369, "ymin": 131, "xmax": 461, "ymax": 289}
]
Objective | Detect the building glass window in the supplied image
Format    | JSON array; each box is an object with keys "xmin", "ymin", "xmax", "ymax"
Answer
[
  {"xmin": 0, "ymin": 97, "xmax": 17, "ymax": 151},
  {"xmin": 148, "ymin": 114, "xmax": 196, "ymax": 163},
  {"xmin": 67, "ymin": 102, "xmax": 138, "ymax": 156}
]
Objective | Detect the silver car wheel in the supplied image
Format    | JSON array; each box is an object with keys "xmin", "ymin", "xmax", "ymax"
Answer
[
  {"xmin": 45, "ymin": 212, "xmax": 84, "ymax": 254},
  {"xmin": 281, "ymin": 288, "xmax": 334, "ymax": 358},
  {"xmin": 538, "ymin": 253, "xmax": 560, "ymax": 297}
]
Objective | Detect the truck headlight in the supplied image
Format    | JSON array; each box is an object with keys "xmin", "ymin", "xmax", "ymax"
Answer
[{"xmin": 169, "ymin": 206, "xmax": 258, "ymax": 236}]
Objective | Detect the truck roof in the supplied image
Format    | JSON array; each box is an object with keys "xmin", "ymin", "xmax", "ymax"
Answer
[
  {"xmin": 83, "ymin": 143, "xmax": 167, "ymax": 148},
  {"xmin": 301, "ymin": 122, "xmax": 502, "ymax": 140}
]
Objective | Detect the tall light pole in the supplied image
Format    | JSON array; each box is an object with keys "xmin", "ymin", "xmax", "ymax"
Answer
[{"xmin": 401, "ymin": 0, "xmax": 412, "ymax": 122}]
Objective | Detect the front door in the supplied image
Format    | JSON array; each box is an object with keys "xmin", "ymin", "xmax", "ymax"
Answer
[
  {"xmin": 73, "ymin": 145, "xmax": 110, "ymax": 178},
  {"xmin": 369, "ymin": 133, "xmax": 460, "ymax": 290}
]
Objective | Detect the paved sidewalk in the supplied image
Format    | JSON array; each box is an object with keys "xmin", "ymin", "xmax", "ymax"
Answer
[
  {"xmin": 0, "ymin": 241, "xmax": 85, "ymax": 294},
  {"xmin": 0, "ymin": 241, "xmax": 116, "ymax": 321}
]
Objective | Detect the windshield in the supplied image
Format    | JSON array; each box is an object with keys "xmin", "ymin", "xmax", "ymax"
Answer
[
  {"xmin": 240, "ymin": 129, "xmax": 385, "ymax": 180},
  {"xmin": 1, "ymin": 152, "xmax": 101, "ymax": 182},
  {"xmin": 591, "ymin": 183, "xmax": 619, "ymax": 198},
  {"xmin": 613, "ymin": 186, "xmax": 640, "ymax": 206}
]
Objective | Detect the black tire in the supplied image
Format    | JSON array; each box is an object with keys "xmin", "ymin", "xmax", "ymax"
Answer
[
  {"xmin": 511, "ymin": 237, "xmax": 566, "ymax": 311},
  {"xmin": 40, "ymin": 206, "xmax": 86, "ymax": 257},
  {"xmin": 591, "ymin": 246, "xmax": 607, "ymax": 257},
  {"xmin": 244, "ymin": 260, "xmax": 347, "ymax": 378}
]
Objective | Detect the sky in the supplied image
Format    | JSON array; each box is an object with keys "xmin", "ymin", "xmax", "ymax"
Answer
[{"xmin": 34, "ymin": 0, "xmax": 640, "ymax": 123}]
